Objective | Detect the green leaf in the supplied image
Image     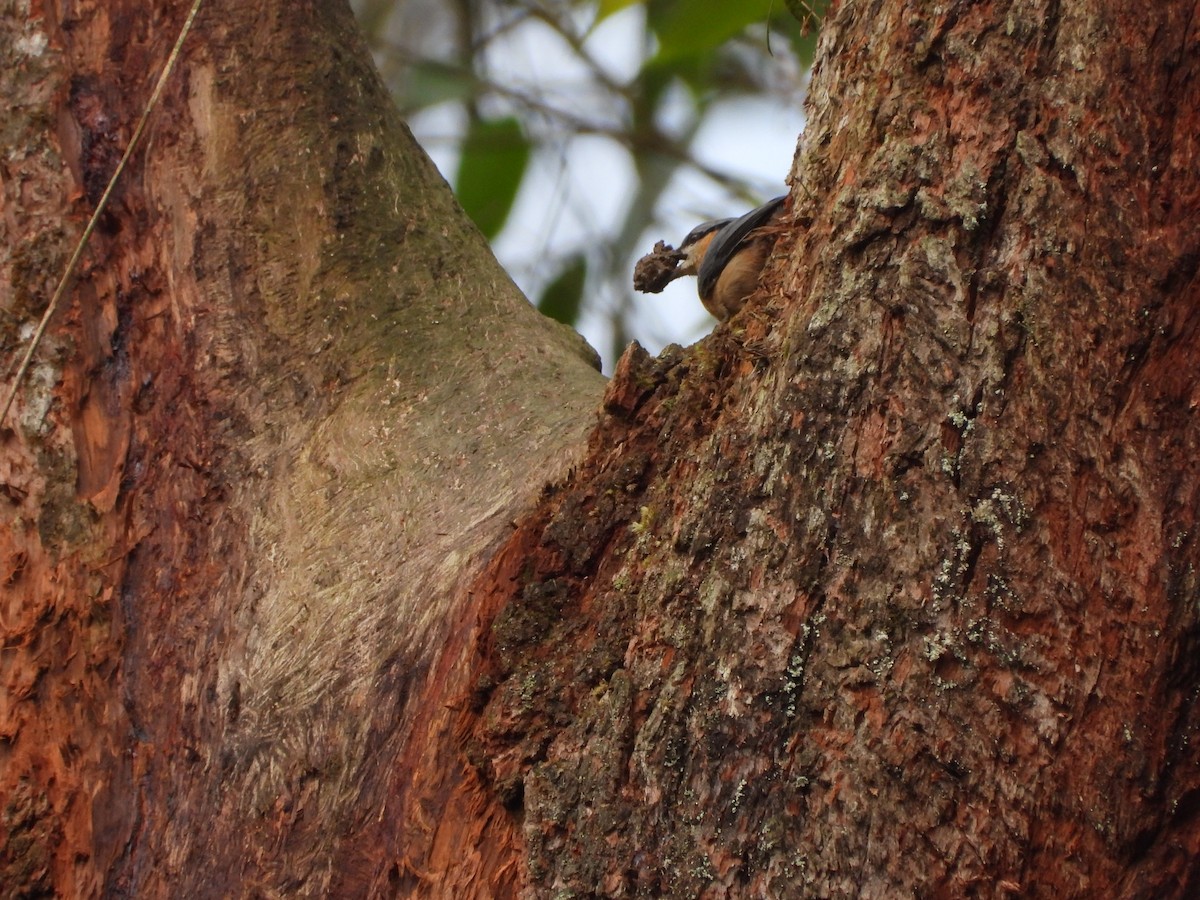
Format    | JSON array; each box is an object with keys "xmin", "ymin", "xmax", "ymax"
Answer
[
  {"xmin": 455, "ymin": 116, "xmax": 531, "ymax": 240},
  {"xmin": 596, "ymin": 0, "xmax": 641, "ymax": 21},
  {"xmin": 650, "ymin": 0, "xmax": 773, "ymax": 64},
  {"xmin": 402, "ymin": 60, "xmax": 477, "ymax": 112},
  {"xmin": 537, "ymin": 256, "xmax": 588, "ymax": 326}
]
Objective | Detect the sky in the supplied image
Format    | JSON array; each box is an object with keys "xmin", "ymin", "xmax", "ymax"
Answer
[{"xmin": 376, "ymin": 2, "xmax": 805, "ymax": 369}]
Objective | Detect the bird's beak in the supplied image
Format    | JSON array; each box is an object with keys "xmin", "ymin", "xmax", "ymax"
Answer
[{"xmin": 661, "ymin": 261, "xmax": 689, "ymax": 284}]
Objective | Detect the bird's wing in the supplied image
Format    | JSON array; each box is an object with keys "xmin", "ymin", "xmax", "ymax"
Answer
[{"xmin": 697, "ymin": 195, "xmax": 787, "ymax": 299}]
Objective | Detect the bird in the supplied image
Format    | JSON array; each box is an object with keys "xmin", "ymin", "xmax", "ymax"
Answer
[{"xmin": 667, "ymin": 195, "xmax": 787, "ymax": 321}]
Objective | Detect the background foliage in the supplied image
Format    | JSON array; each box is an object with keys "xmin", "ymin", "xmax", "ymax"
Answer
[{"xmin": 352, "ymin": 0, "xmax": 825, "ymax": 368}]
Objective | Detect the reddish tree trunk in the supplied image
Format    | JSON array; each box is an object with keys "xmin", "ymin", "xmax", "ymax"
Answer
[
  {"xmin": 1, "ymin": 1, "xmax": 598, "ymax": 896},
  {"xmin": 449, "ymin": 0, "xmax": 1200, "ymax": 896}
]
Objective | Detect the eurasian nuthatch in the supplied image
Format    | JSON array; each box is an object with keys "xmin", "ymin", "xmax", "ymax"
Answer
[{"xmin": 667, "ymin": 195, "xmax": 787, "ymax": 321}]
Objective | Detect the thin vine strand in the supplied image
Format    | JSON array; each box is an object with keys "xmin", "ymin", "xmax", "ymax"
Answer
[{"xmin": 0, "ymin": 0, "xmax": 205, "ymax": 428}]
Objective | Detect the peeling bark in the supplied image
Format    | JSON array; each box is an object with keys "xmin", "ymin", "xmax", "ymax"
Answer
[
  {"xmin": 1, "ymin": 0, "xmax": 599, "ymax": 896},
  {"xmin": 4, "ymin": 0, "xmax": 1200, "ymax": 897}
]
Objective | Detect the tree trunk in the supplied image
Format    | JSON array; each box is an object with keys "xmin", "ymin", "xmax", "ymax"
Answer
[
  {"xmin": 457, "ymin": 0, "xmax": 1200, "ymax": 897},
  {"xmin": 2, "ymin": 0, "xmax": 1199, "ymax": 898},
  {"xmin": 0, "ymin": 1, "xmax": 599, "ymax": 896}
]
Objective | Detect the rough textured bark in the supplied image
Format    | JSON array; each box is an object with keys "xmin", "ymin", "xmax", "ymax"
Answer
[
  {"xmin": 4, "ymin": 0, "xmax": 1200, "ymax": 897},
  {"xmin": 452, "ymin": 0, "xmax": 1200, "ymax": 897},
  {"xmin": 0, "ymin": 0, "xmax": 600, "ymax": 896}
]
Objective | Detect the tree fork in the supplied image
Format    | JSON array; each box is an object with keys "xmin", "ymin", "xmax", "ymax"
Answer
[{"xmin": 2, "ymin": 0, "xmax": 1199, "ymax": 897}]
